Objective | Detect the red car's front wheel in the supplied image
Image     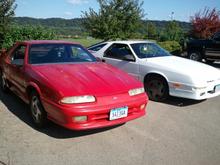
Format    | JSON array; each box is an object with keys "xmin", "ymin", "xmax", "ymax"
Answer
[
  {"xmin": 0, "ymin": 71, "xmax": 9, "ymax": 93},
  {"xmin": 30, "ymin": 91, "xmax": 48, "ymax": 128}
]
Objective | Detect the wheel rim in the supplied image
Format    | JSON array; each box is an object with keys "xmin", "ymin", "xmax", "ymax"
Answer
[
  {"xmin": 147, "ymin": 80, "xmax": 166, "ymax": 100},
  {"xmin": 31, "ymin": 96, "xmax": 42, "ymax": 123},
  {"xmin": 1, "ymin": 73, "xmax": 7, "ymax": 89},
  {"xmin": 190, "ymin": 53, "xmax": 200, "ymax": 61}
]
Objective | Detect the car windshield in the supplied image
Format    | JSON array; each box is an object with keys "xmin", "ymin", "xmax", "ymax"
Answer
[
  {"xmin": 29, "ymin": 44, "xmax": 97, "ymax": 64},
  {"xmin": 131, "ymin": 43, "xmax": 171, "ymax": 58}
]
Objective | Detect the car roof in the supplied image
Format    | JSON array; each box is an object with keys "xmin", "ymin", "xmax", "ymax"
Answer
[
  {"xmin": 19, "ymin": 40, "xmax": 80, "ymax": 45},
  {"xmin": 103, "ymin": 40, "xmax": 155, "ymax": 45}
]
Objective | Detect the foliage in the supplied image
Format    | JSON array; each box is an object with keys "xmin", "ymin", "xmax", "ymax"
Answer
[
  {"xmin": 2, "ymin": 25, "xmax": 56, "ymax": 49},
  {"xmin": 0, "ymin": 0, "xmax": 17, "ymax": 48},
  {"xmin": 82, "ymin": 0, "xmax": 144, "ymax": 40},
  {"xmin": 158, "ymin": 41, "xmax": 182, "ymax": 55},
  {"xmin": 61, "ymin": 38, "xmax": 102, "ymax": 47},
  {"xmin": 13, "ymin": 17, "xmax": 86, "ymax": 37},
  {"xmin": 159, "ymin": 21, "xmax": 184, "ymax": 42},
  {"xmin": 190, "ymin": 7, "xmax": 220, "ymax": 39},
  {"xmin": 145, "ymin": 22, "xmax": 158, "ymax": 40},
  {"xmin": 11, "ymin": 17, "xmax": 191, "ymax": 39}
]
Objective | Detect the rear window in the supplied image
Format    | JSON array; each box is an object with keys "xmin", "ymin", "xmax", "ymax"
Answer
[{"xmin": 88, "ymin": 43, "xmax": 107, "ymax": 52}]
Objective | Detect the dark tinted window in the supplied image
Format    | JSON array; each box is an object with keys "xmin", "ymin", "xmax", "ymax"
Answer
[
  {"xmin": 29, "ymin": 44, "xmax": 97, "ymax": 64},
  {"xmin": 11, "ymin": 45, "xmax": 26, "ymax": 61},
  {"xmin": 104, "ymin": 44, "xmax": 134, "ymax": 60},
  {"xmin": 88, "ymin": 43, "xmax": 107, "ymax": 51},
  {"xmin": 213, "ymin": 32, "xmax": 220, "ymax": 41}
]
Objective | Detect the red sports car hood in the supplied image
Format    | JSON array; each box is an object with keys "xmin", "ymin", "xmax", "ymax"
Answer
[{"xmin": 32, "ymin": 62, "xmax": 142, "ymax": 97}]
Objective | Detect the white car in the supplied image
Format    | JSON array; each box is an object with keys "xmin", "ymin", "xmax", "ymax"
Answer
[{"xmin": 88, "ymin": 41, "xmax": 220, "ymax": 101}]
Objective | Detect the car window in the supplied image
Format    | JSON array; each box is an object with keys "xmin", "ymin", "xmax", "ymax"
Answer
[
  {"xmin": 11, "ymin": 45, "xmax": 26, "ymax": 62},
  {"xmin": 213, "ymin": 32, "xmax": 220, "ymax": 41},
  {"xmin": 104, "ymin": 44, "xmax": 135, "ymax": 61},
  {"xmin": 131, "ymin": 43, "xmax": 171, "ymax": 58},
  {"xmin": 88, "ymin": 43, "xmax": 107, "ymax": 51},
  {"xmin": 29, "ymin": 44, "xmax": 97, "ymax": 64}
]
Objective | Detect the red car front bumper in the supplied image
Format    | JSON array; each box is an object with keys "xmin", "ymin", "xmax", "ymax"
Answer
[{"xmin": 41, "ymin": 93, "xmax": 148, "ymax": 130}]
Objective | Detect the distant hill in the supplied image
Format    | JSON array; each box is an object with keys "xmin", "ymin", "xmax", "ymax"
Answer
[{"xmin": 12, "ymin": 17, "xmax": 191, "ymax": 37}]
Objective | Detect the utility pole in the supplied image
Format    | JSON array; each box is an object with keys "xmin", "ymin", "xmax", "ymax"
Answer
[{"xmin": 171, "ymin": 12, "xmax": 174, "ymax": 21}]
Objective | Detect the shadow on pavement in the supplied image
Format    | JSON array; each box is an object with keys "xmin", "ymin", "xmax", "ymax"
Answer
[
  {"xmin": 159, "ymin": 96, "xmax": 205, "ymax": 107},
  {"xmin": 0, "ymin": 90, "xmax": 123, "ymax": 139}
]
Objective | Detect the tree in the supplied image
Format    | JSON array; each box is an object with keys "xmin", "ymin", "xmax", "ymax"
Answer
[
  {"xmin": 145, "ymin": 22, "xmax": 157, "ymax": 39},
  {"xmin": 159, "ymin": 21, "xmax": 183, "ymax": 42},
  {"xmin": 2, "ymin": 25, "xmax": 57, "ymax": 49},
  {"xmin": 82, "ymin": 0, "xmax": 144, "ymax": 40},
  {"xmin": 190, "ymin": 8, "xmax": 220, "ymax": 39},
  {"xmin": 0, "ymin": 0, "xmax": 17, "ymax": 48}
]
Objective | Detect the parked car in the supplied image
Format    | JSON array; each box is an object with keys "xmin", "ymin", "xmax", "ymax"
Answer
[
  {"xmin": 0, "ymin": 40, "xmax": 148, "ymax": 130},
  {"xmin": 88, "ymin": 40, "xmax": 220, "ymax": 101},
  {"xmin": 187, "ymin": 31, "xmax": 220, "ymax": 63}
]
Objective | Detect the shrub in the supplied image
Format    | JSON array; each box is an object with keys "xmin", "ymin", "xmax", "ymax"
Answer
[
  {"xmin": 2, "ymin": 25, "xmax": 56, "ymax": 49},
  {"xmin": 158, "ymin": 41, "xmax": 182, "ymax": 55}
]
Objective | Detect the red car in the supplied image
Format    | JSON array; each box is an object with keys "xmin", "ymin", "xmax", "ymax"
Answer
[{"xmin": 0, "ymin": 40, "xmax": 148, "ymax": 130}]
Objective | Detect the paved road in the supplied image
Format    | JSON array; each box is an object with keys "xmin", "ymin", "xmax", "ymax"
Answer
[
  {"xmin": 0, "ymin": 62, "xmax": 220, "ymax": 165},
  {"xmin": 1, "ymin": 91, "xmax": 220, "ymax": 165}
]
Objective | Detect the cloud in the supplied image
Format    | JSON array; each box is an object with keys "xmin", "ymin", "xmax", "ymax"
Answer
[
  {"xmin": 67, "ymin": 0, "xmax": 89, "ymax": 5},
  {"xmin": 64, "ymin": 11, "xmax": 73, "ymax": 16}
]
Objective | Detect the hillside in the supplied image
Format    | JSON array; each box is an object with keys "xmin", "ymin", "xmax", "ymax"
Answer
[{"xmin": 12, "ymin": 17, "xmax": 191, "ymax": 37}]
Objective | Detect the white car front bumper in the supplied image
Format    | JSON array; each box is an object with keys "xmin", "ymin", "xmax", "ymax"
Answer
[{"xmin": 169, "ymin": 80, "xmax": 220, "ymax": 100}]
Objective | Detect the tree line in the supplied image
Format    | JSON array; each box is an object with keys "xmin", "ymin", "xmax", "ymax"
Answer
[{"xmin": 1, "ymin": 0, "xmax": 220, "ymax": 53}]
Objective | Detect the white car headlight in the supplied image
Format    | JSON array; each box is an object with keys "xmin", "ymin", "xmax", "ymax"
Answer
[
  {"xmin": 60, "ymin": 95, "xmax": 96, "ymax": 104},
  {"xmin": 128, "ymin": 87, "xmax": 145, "ymax": 96},
  {"xmin": 192, "ymin": 86, "xmax": 207, "ymax": 91}
]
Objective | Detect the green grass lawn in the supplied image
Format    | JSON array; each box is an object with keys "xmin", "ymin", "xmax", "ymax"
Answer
[{"xmin": 60, "ymin": 38, "xmax": 102, "ymax": 47}]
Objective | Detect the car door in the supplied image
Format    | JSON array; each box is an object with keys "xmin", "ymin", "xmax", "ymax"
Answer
[
  {"xmin": 102, "ymin": 43, "xmax": 141, "ymax": 80},
  {"xmin": 7, "ymin": 44, "xmax": 27, "ymax": 96},
  {"xmin": 205, "ymin": 32, "xmax": 220, "ymax": 59}
]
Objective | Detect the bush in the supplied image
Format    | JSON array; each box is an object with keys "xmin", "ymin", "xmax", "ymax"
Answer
[
  {"xmin": 2, "ymin": 25, "xmax": 56, "ymax": 49},
  {"xmin": 158, "ymin": 41, "xmax": 182, "ymax": 55}
]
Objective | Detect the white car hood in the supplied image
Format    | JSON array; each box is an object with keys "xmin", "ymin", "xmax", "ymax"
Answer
[{"xmin": 145, "ymin": 56, "xmax": 220, "ymax": 84}]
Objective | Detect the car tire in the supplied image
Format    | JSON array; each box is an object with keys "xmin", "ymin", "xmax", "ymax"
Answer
[
  {"xmin": 144, "ymin": 76, "xmax": 169, "ymax": 101},
  {"xmin": 29, "ymin": 91, "xmax": 48, "ymax": 128},
  {"xmin": 188, "ymin": 51, "xmax": 202, "ymax": 61},
  {"xmin": 0, "ymin": 71, "xmax": 9, "ymax": 93}
]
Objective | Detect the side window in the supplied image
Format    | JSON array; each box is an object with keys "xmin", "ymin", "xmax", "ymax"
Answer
[
  {"xmin": 104, "ymin": 44, "xmax": 135, "ymax": 61},
  {"xmin": 213, "ymin": 32, "xmax": 220, "ymax": 41},
  {"xmin": 88, "ymin": 43, "xmax": 107, "ymax": 51},
  {"xmin": 11, "ymin": 45, "xmax": 26, "ymax": 62}
]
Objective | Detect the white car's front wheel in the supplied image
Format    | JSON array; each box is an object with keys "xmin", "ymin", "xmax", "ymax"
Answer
[{"xmin": 145, "ymin": 76, "xmax": 169, "ymax": 101}]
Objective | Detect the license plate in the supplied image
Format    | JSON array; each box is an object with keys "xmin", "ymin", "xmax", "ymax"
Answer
[
  {"xmin": 214, "ymin": 84, "xmax": 220, "ymax": 93},
  {"xmin": 109, "ymin": 106, "xmax": 128, "ymax": 121}
]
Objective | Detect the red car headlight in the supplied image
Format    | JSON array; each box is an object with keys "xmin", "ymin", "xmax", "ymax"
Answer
[{"xmin": 60, "ymin": 95, "xmax": 96, "ymax": 104}]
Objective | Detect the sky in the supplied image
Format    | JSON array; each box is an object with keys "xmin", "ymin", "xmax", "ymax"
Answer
[{"xmin": 15, "ymin": 0, "xmax": 220, "ymax": 22}]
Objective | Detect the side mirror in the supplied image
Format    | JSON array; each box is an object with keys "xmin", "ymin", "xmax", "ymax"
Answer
[
  {"xmin": 122, "ymin": 54, "xmax": 135, "ymax": 62},
  {"xmin": 11, "ymin": 59, "xmax": 24, "ymax": 66}
]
